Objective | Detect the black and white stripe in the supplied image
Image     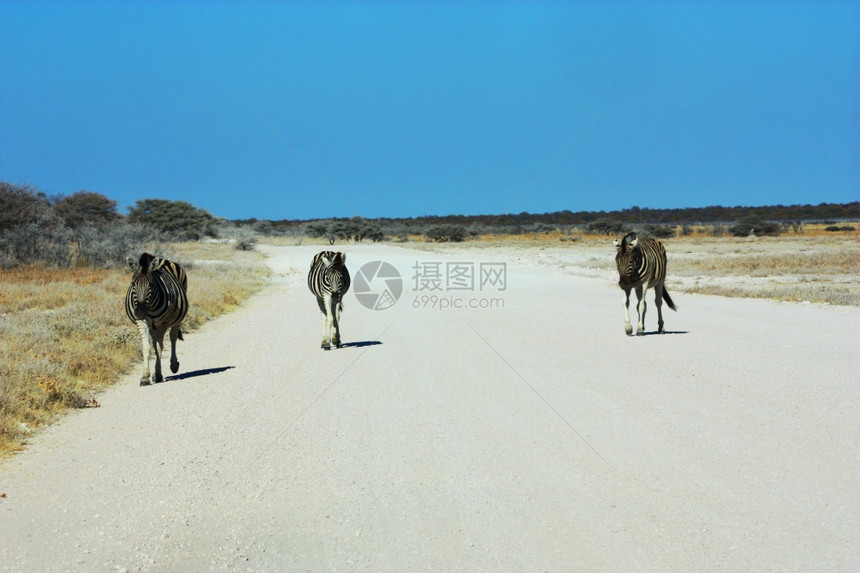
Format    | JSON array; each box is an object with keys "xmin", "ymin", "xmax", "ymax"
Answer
[
  {"xmin": 125, "ymin": 253, "xmax": 189, "ymax": 384},
  {"xmin": 614, "ymin": 232, "xmax": 677, "ymax": 335},
  {"xmin": 308, "ymin": 251, "xmax": 350, "ymax": 349}
]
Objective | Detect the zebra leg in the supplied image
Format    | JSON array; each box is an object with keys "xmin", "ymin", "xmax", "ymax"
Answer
[
  {"xmin": 151, "ymin": 329, "xmax": 166, "ymax": 383},
  {"xmin": 169, "ymin": 325, "xmax": 181, "ymax": 373},
  {"xmin": 635, "ymin": 285, "xmax": 647, "ymax": 335},
  {"xmin": 320, "ymin": 296, "xmax": 333, "ymax": 349},
  {"xmin": 654, "ymin": 284, "xmax": 666, "ymax": 334},
  {"xmin": 622, "ymin": 287, "xmax": 633, "ymax": 335},
  {"xmin": 136, "ymin": 320, "xmax": 152, "ymax": 385},
  {"xmin": 332, "ymin": 301, "xmax": 343, "ymax": 348}
]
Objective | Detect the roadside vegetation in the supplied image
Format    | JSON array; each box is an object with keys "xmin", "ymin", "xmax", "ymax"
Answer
[{"xmin": 0, "ymin": 183, "xmax": 267, "ymax": 456}]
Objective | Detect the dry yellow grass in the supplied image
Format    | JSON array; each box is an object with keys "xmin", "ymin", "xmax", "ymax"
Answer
[
  {"xmin": 402, "ymin": 229, "xmax": 859, "ymax": 306},
  {"xmin": 0, "ymin": 243, "xmax": 268, "ymax": 457}
]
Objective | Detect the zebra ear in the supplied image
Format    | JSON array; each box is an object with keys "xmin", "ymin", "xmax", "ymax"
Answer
[
  {"xmin": 126, "ymin": 256, "xmax": 138, "ymax": 271},
  {"xmin": 613, "ymin": 239, "xmax": 620, "ymax": 248},
  {"xmin": 336, "ymin": 252, "xmax": 346, "ymax": 265},
  {"xmin": 321, "ymin": 254, "xmax": 333, "ymax": 267},
  {"xmin": 631, "ymin": 237, "xmax": 639, "ymax": 248}
]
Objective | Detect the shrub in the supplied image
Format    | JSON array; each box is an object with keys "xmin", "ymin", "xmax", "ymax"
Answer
[
  {"xmin": 729, "ymin": 217, "xmax": 781, "ymax": 237},
  {"xmin": 0, "ymin": 182, "xmax": 53, "ymax": 231},
  {"xmin": 425, "ymin": 224, "xmax": 467, "ymax": 242},
  {"xmin": 52, "ymin": 191, "xmax": 120, "ymax": 229},
  {"xmin": 127, "ymin": 198, "xmax": 217, "ymax": 241},
  {"xmin": 642, "ymin": 224, "xmax": 676, "ymax": 239},
  {"xmin": 587, "ymin": 219, "xmax": 629, "ymax": 236},
  {"xmin": 824, "ymin": 225, "xmax": 855, "ymax": 232},
  {"xmin": 0, "ymin": 223, "xmax": 74, "ymax": 267},
  {"xmin": 218, "ymin": 224, "xmax": 259, "ymax": 251}
]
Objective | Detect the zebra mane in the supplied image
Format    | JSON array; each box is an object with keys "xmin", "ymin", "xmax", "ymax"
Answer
[{"xmin": 138, "ymin": 252, "xmax": 156, "ymax": 272}]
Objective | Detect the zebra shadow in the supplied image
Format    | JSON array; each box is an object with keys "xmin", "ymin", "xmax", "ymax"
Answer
[
  {"xmin": 335, "ymin": 340, "xmax": 383, "ymax": 349},
  {"xmin": 163, "ymin": 366, "xmax": 236, "ymax": 382},
  {"xmin": 639, "ymin": 330, "xmax": 689, "ymax": 336}
]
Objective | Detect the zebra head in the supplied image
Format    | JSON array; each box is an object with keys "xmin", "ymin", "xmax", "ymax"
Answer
[
  {"xmin": 322, "ymin": 252, "xmax": 348, "ymax": 293},
  {"xmin": 126, "ymin": 252, "xmax": 163, "ymax": 310},
  {"xmin": 614, "ymin": 232, "xmax": 640, "ymax": 283}
]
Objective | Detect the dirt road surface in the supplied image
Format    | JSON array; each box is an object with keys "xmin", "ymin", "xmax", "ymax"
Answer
[{"xmin": 2, "ymin": 244, "xmax": 858, "ymax": 571}]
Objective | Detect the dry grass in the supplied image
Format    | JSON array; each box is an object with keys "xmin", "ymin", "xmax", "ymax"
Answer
[
  {"xmin": 401, "ymin": 228, "xmax": 859, "ymax": 306},
  {"xmin": 0, "ymin": 243, "xmax": 268, "ymax": 457}
]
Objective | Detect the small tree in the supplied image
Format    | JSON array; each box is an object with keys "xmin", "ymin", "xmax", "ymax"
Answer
[
  {"xmin": 0, "ymin": 182, "xmax": 53, "ymax": 230},
  {"xmin": 127, "ymin": 199, "xmax": 217, "ymax": 241},
  {"xmin": 53, "ymin": 191, "xmax": 120, "ymax": 229}
]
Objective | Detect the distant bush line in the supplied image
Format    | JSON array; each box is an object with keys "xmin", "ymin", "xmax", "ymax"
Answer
[
  {"xmin": 2, "ymin": 180, "xmax": 858, "ymax": 269},
  {"xmin": 235, "ymin": 202, "xmax": 860, "ymax": 240}
]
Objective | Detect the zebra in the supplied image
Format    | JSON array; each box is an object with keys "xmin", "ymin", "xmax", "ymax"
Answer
[
  {"xmin": 125, "ymin": 253, "xmax": 189, "ymax": 384},
  {"xmin": 614, "ymin": 232, "xmax": 677, "ymax": 335},
  {"xmin": 308, "ymin": 251, "xmax": 351, "ymax": 350}
]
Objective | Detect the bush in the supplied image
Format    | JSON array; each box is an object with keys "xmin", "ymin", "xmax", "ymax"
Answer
[
  {"xmin": 218, "ymin": 224, "xmax": 259, "ymax": 251},
  {"xmin": 71, "ymin": 223, "xmax": 158, "ymax": 267},
  {"xmin": 587, "ymin": 219, "xmax": 629, "ymax": 236},
  {"xmin": 642, "ymin": 224, "xmax": 676, "ymax": 239},
  {"xmin": 0, "ymin": 223, "xmax": 74, "ymax": 267},
  {"xmin": 52, "ymin": 191, "xmax": 120, "ymax": 229},
  {"xmin": 824, "ymin": 225, "xmax": 855, "ymax": 232},
  {"xmin": 729, "ymin": 217, "xmax": 781, "ymax": 237},
  {"xmin": 127, "ymin": 198, "xmax": 217, "ymax": 241},
  {"xmin": 0, "ymin": 182, "xmax": 53, "ymax": 231},
  {"xmin": 0, "ymin": 220, "xmax": 156, "ymax": 269},
  {"xmin": 425, "ymin": 224, "xmax": 467, "ymax": 242}
]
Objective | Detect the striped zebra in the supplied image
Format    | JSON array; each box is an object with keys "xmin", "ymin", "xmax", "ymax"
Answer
[
  {"xmin": 125, "ymin": 253, "xmax": 189, "ymax": 384},
  {"xmin": 308, "ymin": 251, "xmax": 351, "ymax": 350},
  {"xmin": 614, "ymin": 232, "xmax": 677, "ymax": 335}
]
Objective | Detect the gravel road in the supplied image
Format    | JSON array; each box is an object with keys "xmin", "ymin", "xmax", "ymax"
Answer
[{"xmin": 2, "ymin": 244, "xmax": 858, "ymax": 571}]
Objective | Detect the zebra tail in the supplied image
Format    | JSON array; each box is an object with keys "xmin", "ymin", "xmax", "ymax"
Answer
[
  {"xmin": 178, "ymin": 329, "xmax": 184, "ymax": 340},
  {"xmin": 663, "ymin": 288, "xmax": 678, "ymax": 311}
]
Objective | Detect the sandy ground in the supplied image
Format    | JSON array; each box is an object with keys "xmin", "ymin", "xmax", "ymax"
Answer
[{"xmin": 1, "ymin": 243, "xmax": 858, "ymax": 571}]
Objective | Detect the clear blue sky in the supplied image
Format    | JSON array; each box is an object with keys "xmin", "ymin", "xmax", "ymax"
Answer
[{"xmin": 1, "ymin": 1, "xmax": 857, "ymax": 220}]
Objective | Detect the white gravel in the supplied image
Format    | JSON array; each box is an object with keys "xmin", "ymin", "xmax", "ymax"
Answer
[{"xmin": 1, "ymin": 244, "xmax": 858, "ymax": 571}]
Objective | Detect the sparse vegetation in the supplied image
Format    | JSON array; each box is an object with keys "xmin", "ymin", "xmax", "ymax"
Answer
[{"xmin": 0, "ymin": 243, "xmax": 268, "ymax": 457}]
